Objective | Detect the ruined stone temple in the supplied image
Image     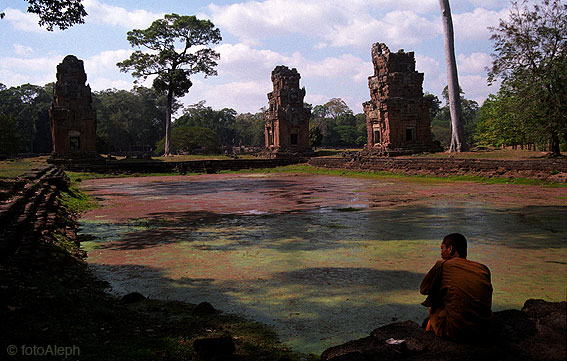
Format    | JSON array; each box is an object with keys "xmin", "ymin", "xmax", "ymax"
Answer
[
  {"xmin": 264, "ymin": 66, "xmax": 311, "ymax": 156},
  {"xmin": 49, "ymin": 55, "xmax": 97, "ymax": 158},
  {"xmin": 363, "ymin": 43, "xmax": 439, "ymax": 155}
]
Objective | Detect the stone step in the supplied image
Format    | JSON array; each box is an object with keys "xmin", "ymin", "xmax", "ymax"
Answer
[{"xmin": 33, "ymin": 189, "xmax": 59, "ymax": 233}]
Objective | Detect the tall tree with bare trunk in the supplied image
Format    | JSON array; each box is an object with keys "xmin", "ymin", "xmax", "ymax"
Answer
[{"xmin": 438, "ymin": 0, "xmax": 468, "ymax": 152}]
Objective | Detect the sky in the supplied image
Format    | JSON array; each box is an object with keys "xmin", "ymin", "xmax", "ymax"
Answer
[{"xmin": 0, "ymin": 0, "xmax": 513, "ymax": 115}]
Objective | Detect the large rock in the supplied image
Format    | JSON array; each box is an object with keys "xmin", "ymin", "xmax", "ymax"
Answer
[{"xmin": 321, "ymin": 299, "xmax": 566, "ymax": 361}]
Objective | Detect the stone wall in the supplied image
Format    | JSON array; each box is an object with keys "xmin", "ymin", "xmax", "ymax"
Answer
[
  {"xmin": 57, "ymin": 158, "xmax": 305, "ymax": 174},
  {"xmin": 0, "ymin": 165, "xmax": 69, "ymax": 256},
  {"xmin": 309, "ymin": 157, "xmax": 567, "ymax": 182}
]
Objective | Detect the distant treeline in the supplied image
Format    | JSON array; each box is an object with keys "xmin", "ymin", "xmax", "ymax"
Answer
[{"xmin": 2, "ymin": 82, "xmax": 562, "ymax": 156}]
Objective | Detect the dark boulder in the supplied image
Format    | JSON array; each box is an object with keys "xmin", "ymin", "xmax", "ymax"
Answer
[
  {"xmin": 321, "ymin": 299, "xmax": 565, "ymax": 361},
  {"xmin": 120, "ymin": 292, "xmax": 146, "ymax": 304},
  {"xmin": 193, "ymin": 301, "xmax": 217, "ymax": 315},
  {"xmin": 194, "ymin": 336, "xmax": 235, "ymax": 361}
]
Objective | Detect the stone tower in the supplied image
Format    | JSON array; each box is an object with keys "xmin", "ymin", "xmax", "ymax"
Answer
[
  {"xmin": 264, "ymin": 65, "xmax": 311, "ymax": 156},
  {"xmin": 363, "ymin": 43, "xmax": 439, "ymax": 155},
  {"xmin": 49, "ymin": 55, "xmax": 97, "ymax": 158}
]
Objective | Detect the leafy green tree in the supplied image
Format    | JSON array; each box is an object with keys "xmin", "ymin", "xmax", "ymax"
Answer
[
  {"xmin": 93, "ymin": 87, "xmax": 166, "ymax": 153},
  {"xmin": 155, "ymin": 126, "xmax": 218, "ymax": 155},
  {"xmin": 1, "ymin": 0, "xmax": 87, "ymax": 31},
  {"xmin": 0, "ymin": 83, "xmax": 52, "ymax": 153},
  {"xmin": 432, "ymin": 86, "xmax": 479, "ymax": 148},
  {"xmin": 175, "ymin": 102, "xmax": 237, "ymax": 146},
  {"xmin": 488, "ymin": 0, "xmax": 567, "ymax": 155},
  {"xmin": 118, "ymin": 14, "xmax": 222, "ymax": 156},
  {"xmin": 234, "ymin": 112, "xmax": 264, "ymax": 147},
  {"xmin": 0, "ymin": 114, "xmax": 20, "ymax": 155},
  {"xmin": 310, "ymin": 98, "xmax": 365, "ymax": 147},
  {"xmin": 475, "ymin": 89, "xmax": 545, "ymax": 149},
  {"xmin": 309, "ymin": 123, "xmax": 323, "ymax": 147},
  {"xmin": 424, "ymin": 92, "xmax": 442, "ymax": 120}
]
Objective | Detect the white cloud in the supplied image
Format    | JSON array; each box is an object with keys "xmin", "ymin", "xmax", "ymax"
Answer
[
  {"xmin": 88, "ymin": 77, "xmax": 133, "ymax": 91},
  {"xmin": 82, "ymin": 0, "xmax": 163, "ymax": 28},
  {"xmin": 2, "ymin": 8, "xmax": 45, "ymax": 33},
  {"xmin": 302, "ymin": 54, "xmax": 371, "ymax": 83},
  {"xmin": 208, "ymin": 0, "xmax": 339, "ymax": 46},
  {"xmin": 453, "ymin": 8, "xmax": 509, "ymax": 41},
  {"xmin": 215, "ymin": 42, "xmax": 371, "ymax": 86},
  {"xmin": 209, "ymin": 1, "xmax": 440, "ymax": 48},
  {"xmin": 85, "ymin": 49, "xmax": 133, "ymax": 75},
  {"xmin": 0, "ymin": 56, "xmax": 59, "ymax": 86},
  {"xmin": 13, "ymin": 44, "xmax": 35, "ymax": 57},
  {"xmin": 181, "ymin": 79, "xmax": 271, "ymax": 114},
  {"xmin": 469, "ymin": 0, "xmax": 503, "ymax": 9},
  {"xmin": 215, "ymin": 43, "xmax": 292, "ymax": 79},
  {"xmin": 457, "ymin": 52, "xmax": 492, "ymax": 74},
  {"xmin": 415, "ymin": 54, "xmax": 441, "ymax": 76},
  {"xmin": 459, "ymin": 74, "xmax": 492, "ymax": 104}
]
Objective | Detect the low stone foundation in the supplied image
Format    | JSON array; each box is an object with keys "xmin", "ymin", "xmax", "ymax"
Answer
[
  {"xmin": 309, "ymin": 157, "xmax": 567, "ymax": 182},
  {"xmin": 56, "ymin": 158, "xmax": 305, "ymax": 174}
]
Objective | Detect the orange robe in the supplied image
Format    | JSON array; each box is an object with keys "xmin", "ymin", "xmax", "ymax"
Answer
[{"xmin": 420, "ymin": 257, "xmax": 493, "ymax": 340}]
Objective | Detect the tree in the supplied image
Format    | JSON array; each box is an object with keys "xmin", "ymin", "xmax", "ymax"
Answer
[
  {"xmin": 0, "ymin": 114, "xmax": 19, "ymax": 155},
  {"xmin": 174, "ymin": 102, "xmax": 237, "ymax": 146},
  {"xmin": 117, "ymin": 14, "xmax": 222, "ymax": 156},
  {"xmin": 234, "ymin": 112, "xmax": 264, "ymax": 147},
  {"xmin": 309, "ymin": 98, "xmax": 365, "ymax": 147},
  {"xmin": 488, "ymin": 0, "xmax": 567, "ymax": 156},
  {"xmin": 155, "ymin": 126, "xmax": 218, "ymax": 155},
  {"xmin": 1, "ymin": 0, "xmax": 87, "ymax": 31},
  {"xmin": 438, "ymin": 0, "xmax": 468, "ymax": 152},
  {"xmin": 309, "ymin": 123, "xmax": 323, "ymax": 148},
  {"xmin": 0, "ymin": 83, "xmax": 52, "ymax": 153},
  {"xmin": 93, "ymin": 87, "xmax": 167, "ymax": 153}
]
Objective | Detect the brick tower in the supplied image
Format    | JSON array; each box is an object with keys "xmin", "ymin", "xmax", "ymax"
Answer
[
  {"xmin": 264, "ymin": 66, "xmax": 311, "ymax": 157},
  {"xmin": 363, "ymin": 43, "xmax": 440, "ymax": 155},
  {"xmin": 49, "ymin": 55, "xmax": 97, "ymax": 158}
]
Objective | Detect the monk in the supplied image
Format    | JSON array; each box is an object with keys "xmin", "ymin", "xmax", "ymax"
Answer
[{"xmin": 420, "ymin": 233, "xmax": 493, "ymax": 341}]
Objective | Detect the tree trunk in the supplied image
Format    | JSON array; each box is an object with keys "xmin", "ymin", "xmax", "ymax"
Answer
[
  {"xmin": 164, "ymin": 90, "xmax": 173, "ymax": 156},
  {"xmin": 439, "ymin": 0, "xmax": 468, "ymax": 152},
  {"xmin": 550, "ymin": 132, "xmax": 560, "ymax": 156}
]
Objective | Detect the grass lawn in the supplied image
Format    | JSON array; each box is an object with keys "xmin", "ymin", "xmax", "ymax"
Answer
[
  {"xmin": 0, "ymin": 156, "xmax": 49, "ymax": 178},
  {"xmin": 405, "ymin": 147, "xmax": 563, "ymax": 160}
]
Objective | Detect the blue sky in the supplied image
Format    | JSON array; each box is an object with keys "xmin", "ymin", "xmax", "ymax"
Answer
[{"xmin": 1, "ymin": 0, "xmax": 512, "ymax": 114}]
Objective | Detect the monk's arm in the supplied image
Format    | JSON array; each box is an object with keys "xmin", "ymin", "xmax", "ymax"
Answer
[{"xmin": 420, "ymin": 260, "xmax": 444, "ymax": 295}]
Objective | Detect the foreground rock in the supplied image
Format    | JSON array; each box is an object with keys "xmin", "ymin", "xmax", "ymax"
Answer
[{"xmin": 321, "ymin": 299, "xmax": 566, "ymax": 361}]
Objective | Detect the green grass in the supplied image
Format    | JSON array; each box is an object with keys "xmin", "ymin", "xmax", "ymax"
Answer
[
  {"xmin": 404, "ymin": 147, "xmax": 563, "ymax": 160},
  {"xmin": 60, "ymin": 184, "xmax": 99, "ymax": 213},
  {"xmin": 0, "ymin": 156, "xmax": 48, "ymax": 178},
  {"xmin": 221, "ymin": 163, "xmax": 567, "ymax": 187}
]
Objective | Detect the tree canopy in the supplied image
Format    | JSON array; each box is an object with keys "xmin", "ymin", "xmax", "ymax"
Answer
[
  {"xmin": 310, "ymin": 98, "xmax": 366, "ymax": 148},
  {"xmin": 1, "ymin": 0, "xmax": 87, "ymax": 31},
  {"xmin": 117, "ymin": 14, "xmax": 222, "ymax": 156},
  {"xmin": 0, "ymin": 83, "xmax": 52, "ymax": 154},
  {"xmin": 488, "ymin": 0, "xmax": 567, "ymax": 155},
  {"xmin": 93, "ymin": 87, "xmax": 167, "ymax": 154}
]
